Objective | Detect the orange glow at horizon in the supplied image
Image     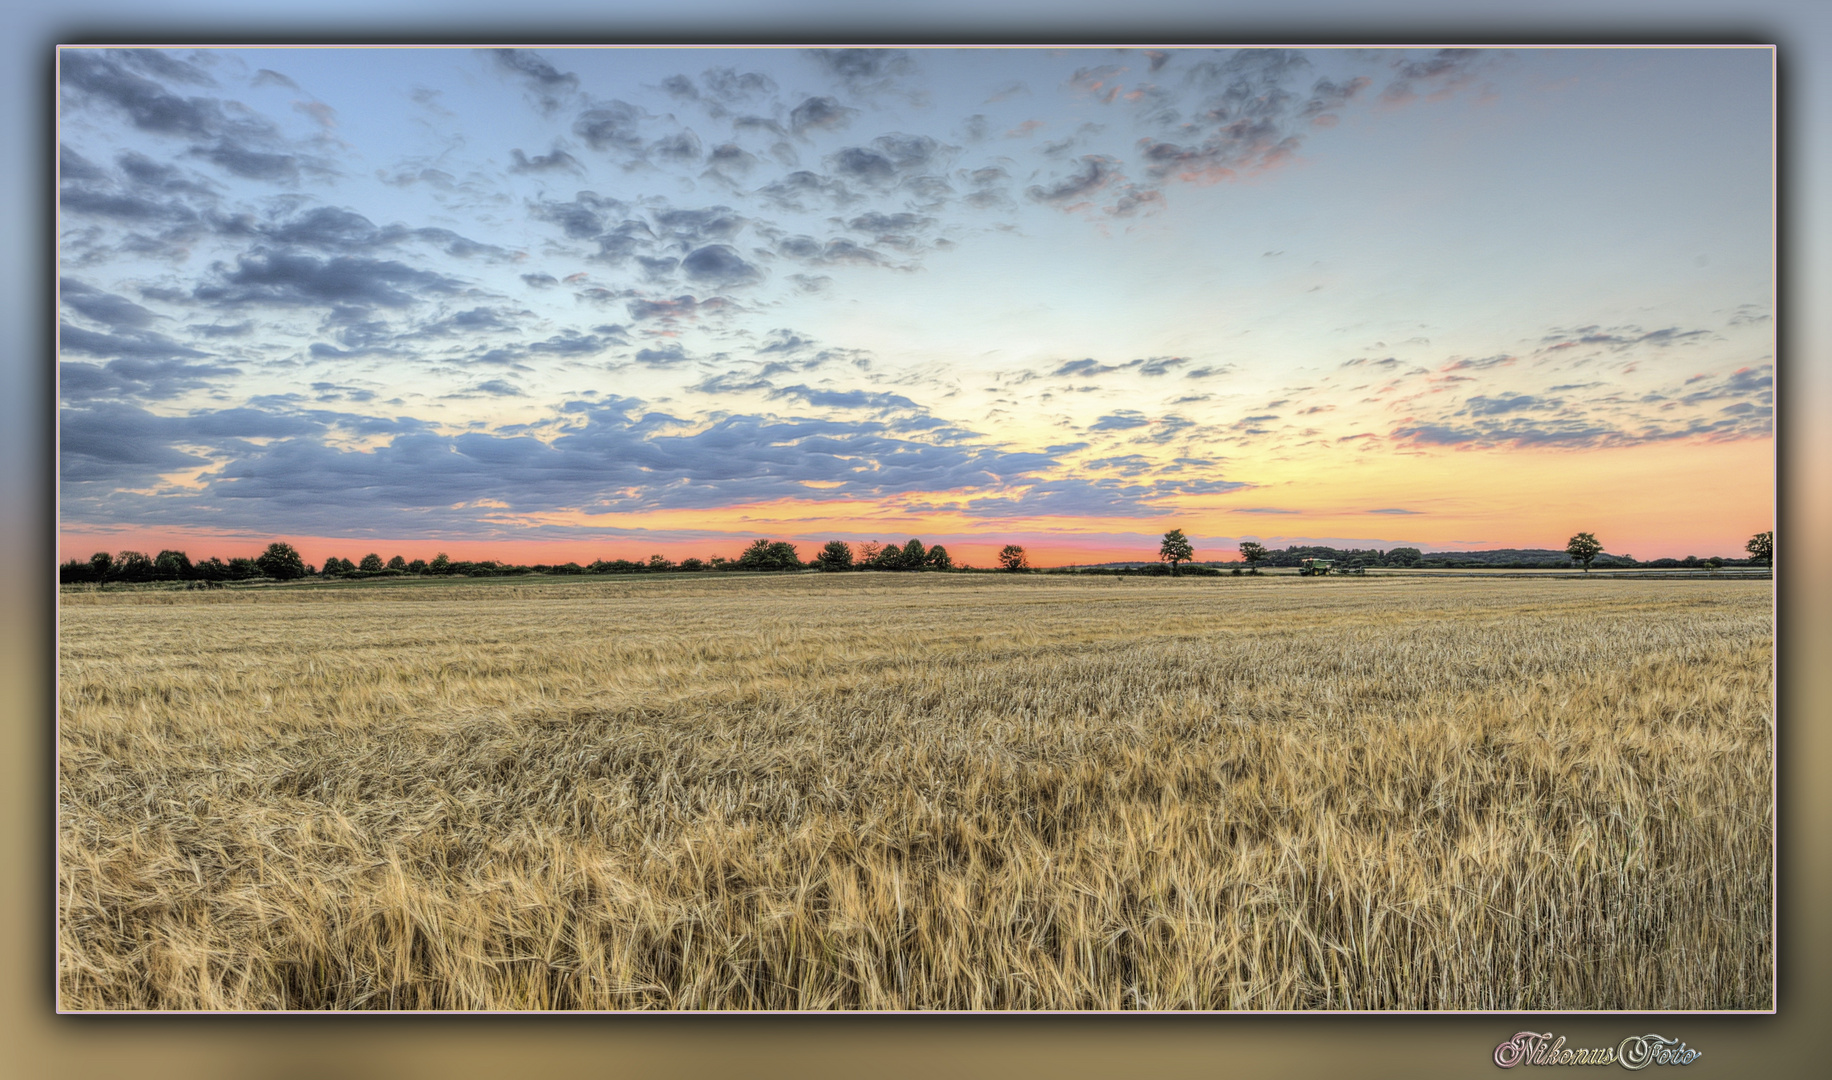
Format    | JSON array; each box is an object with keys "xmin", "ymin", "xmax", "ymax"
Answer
[{"xmin": 60, "ymin": 436, "xmax": 1773, "ymax": 568}]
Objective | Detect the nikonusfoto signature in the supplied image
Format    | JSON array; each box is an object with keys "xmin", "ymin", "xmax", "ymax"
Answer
[{"xmin": 1494, "ymin": 1032, "xmax": 1703, "ymax": 1069}]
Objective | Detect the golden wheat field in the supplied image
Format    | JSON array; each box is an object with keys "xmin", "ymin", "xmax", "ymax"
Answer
[{"xmin": 56, "ymin": 572, "xmax": 1772, "ymax": 1011}]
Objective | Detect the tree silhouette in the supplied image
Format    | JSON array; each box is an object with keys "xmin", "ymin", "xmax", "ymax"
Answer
[
  {"xmin": 112, "ymin": 551, "xmax": 153, "ymax": 582},
  {"xmin": 816, "ymin": 540, "xmax": 854, "ymax": 571},
  {"xmin": 1238, "ymin": 542, "xmax": 1268, "ymax": 574},
  {"xmin": 256, "ymin": 542, "xmax": 308, "ymax": 581},
  {"xmin": 739, "ymin": 539, "xmax": 802, "ymax": 570},
  {"xmin": 1159, "ymin": 528, "xmax": 1194, "ymax": 575},
  {"xmin": 998, "ymin": 544, "xmax": 1029, "ymax": 572},
  {"xmin": 1746, "ymin": 530, "xmax": 1773, "ymax": 566},
  {"xmin": 1566, "ymin": 532, "xmax": 1603, "ymax": 572},
  {"xmin": 153, "ymin": 550, "xmax": 193, "ymax": 580},
  {"xmin": 926, "ymin": 544, "xmax": 953, "ymax": 571}
]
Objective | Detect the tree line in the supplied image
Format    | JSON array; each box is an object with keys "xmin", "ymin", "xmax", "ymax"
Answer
[
  {"xmin": 58, "ymin": 538, "xmax": 1042, "ymax": 585},
  {"xmin": 57, "ymin": 528, "xmax": 1776, "ymax": 586}
]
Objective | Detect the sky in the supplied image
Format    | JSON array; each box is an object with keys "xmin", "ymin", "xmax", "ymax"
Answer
[{"xmin": 56, "ymin": 45, "xmax": 1775, "ymax": 567}]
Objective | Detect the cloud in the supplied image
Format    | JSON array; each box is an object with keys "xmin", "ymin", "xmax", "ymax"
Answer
[
  {"xmin": 754, "ymin": 170, "xmax": 854, "ymax": 212},
  {"xmin": 1678, "ymin": 363, "xmax": 1773, "ymax": 407},
  {"xmin": 1053, "ymin": 355, "xmax": 1188, "ymax": 379},
  {"xmin": 651, "ymin": 130, "xmax": 702, "ymax": 163},
  {"xmin": 1027, "ymin": 155, "xmax": 1122, "ymax": 204},
  {"xmin": 632, "ymin": 343, "xmax": 692, "ymax": 367},
  {"xmin": 192, "ymin": 249, "xmax": 467, "ymax": 310},
  {"xmin": 789, "ymin": 95, "xmax": 856, "ymax": 134},
  {"xmin": 62, "ymin": 351, "xmax": 243, "ymax": 402},
  {"xmin": 1367, "ymin": 508, "xmax": 1421, "ymax": 515},
  {"xmin": 62, "ymin": 50, "xmax": 233, "ymax": 140},
  {"xmin": 190, "ymin": 140, "xmax": 301, "ymax": 182},
  {"xmin": 626, "ymin": 294, "xmax": 731, "ymax": 322},
  {"xmin": 828, "ymin": 146, "xmax": 897, "ymax": 186},
  {"xmin": 700, "ymin": 67, "xmax": 777, "ymax": 104},
  {"xmin": 187, "ymin": 321, "xmax": 252, "ymax": 338},
  {"xmin": 1299, "ymin": 75, "xmax": 1371, "ymax": 123},
  {"xmin": 845, "ymin": 211, "xmax": 933, "ymax": 241},
  {"xmin": 61, "ymin": 278, "xmax": 161, "ymax": 330},
  {"xmin": 1381, "ymin": 48, "xmax": 1486, "ymax": 105},
  {"xmin": 1539, "ymin": 324, "xmax": 1714, "ymax": 352},
  {"xmin": 115, "ymin": 151, "xmax": 218, "ymax": 198},
  {"xmin": 61, "ymin": 401, "xmax": 215, "ymax": 485},
  {"xmin": 64, "ymin": 50, "xmax": 337, "ymax": 189},
  {"xmin": 1067, "ymin": 65, "xmax": 1128, "ymax": 104},
  {"xmin": 679, "ymin": 244, "xmax": 761, "ymax": 286},
  {"xmin": 703, "ymin": 142, "xmax": 761, "ymax": 180},
  {"xmin": 59, "ymin": 400, "xmax": 431, "ymax": 503},
  {"xmin": 1440, "ymin": 354, "xmax": 1514, "ymax": 372},
  {"xmin": 1088, "ymin": 412, "xmax": 1150, "ymax": 432},
  {"xmin": 807, "ymin": 49, "xmax": 915, "ymax": 95},
  {"xmin": 256, "ymin": 206, "xmax": 511, "ymax": 260},
  {"xmin": 573, "ymin": 101, "xmax": 647, "ymax": 155},
  {"xmin": 1054, "ymin": 358, "xmax": 1120, "ymax": 378},
  {"xmin": 1461, "ymin": 392, "xmax": 1560, "ymax": 417},
  {"xmin": 490, "ymin": 49, "xmax": 580, "ymax": 115},
  {"xmin": 511, "ymin": 147, "xmax": 585, "ymax": 174},
  {"xmin": 78, "ymin": 399, "xmax": 1060, "ymax": 530},
  {"xmin": 769, "ymin": 385, "xmax": 920, "ymax": 413},
  {"xmin": 1389, "ymin": 420, "xmax": 1623, "ymax": 449},
  {"xmin": 59, "ymin": 322, "xmax": 211, "ymax": 362},
  {"xmin": 651, "ymin": 206, "xmax": 747, "ymax": 249}
]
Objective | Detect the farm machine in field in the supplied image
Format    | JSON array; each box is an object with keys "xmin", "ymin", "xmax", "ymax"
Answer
[{"xmin": 1297, "ymin": 558, "xmax": 1365, "ymax": 576}]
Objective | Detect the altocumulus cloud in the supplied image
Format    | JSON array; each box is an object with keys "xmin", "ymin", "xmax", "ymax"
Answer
[{"xmin": 59, "ymin": 392, "xmax": 1256, "ymax": 535}]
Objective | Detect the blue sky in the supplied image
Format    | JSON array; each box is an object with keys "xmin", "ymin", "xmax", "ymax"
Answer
[{"xmin": 57, "ymin": 45, "xmax": 1774, "ymax": 562}]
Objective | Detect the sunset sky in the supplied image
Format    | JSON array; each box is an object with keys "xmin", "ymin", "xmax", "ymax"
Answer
[{"xmin": 57, "ymin": 45, "xmax": 1774, "ymax": 567}]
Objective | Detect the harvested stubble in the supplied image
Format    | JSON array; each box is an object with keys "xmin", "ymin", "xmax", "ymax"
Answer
[{"xmin": 58, "ymin": 573, "xmax": 1772, "ymax": 1010}]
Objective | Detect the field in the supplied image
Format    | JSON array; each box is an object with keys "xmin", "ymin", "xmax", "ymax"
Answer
[{"xmin": 56, "ymin": 573, "xmax": 1773, "ymax": 1010}]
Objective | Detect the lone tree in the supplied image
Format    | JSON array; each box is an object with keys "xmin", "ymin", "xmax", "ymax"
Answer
[
  {"xmin": 256, "ymin": 542, "xmax": 308, "ymax": 580},
  {"xmin": 1746, "ymin": 530, "xmax": 1773, "ymax": 566},
  {"xmin": 1159, "ymin": 528, "xmax": 1195, "ymax": 575},
  {"xmin": 1566, "ymin": 532, "xmax": 1603, "ymax": 572},
  {"xmin": 815, "ymin": 540, "xmax": 854, "ymax": 571},
  {"xmin": 998, "ymin": 544, "xmax": 1030, "ymax": 572},
  {"xmin": 925, "ymin": 544, "xmax": 953, "ymax": 571},
  {"xmin": 1238, "ymin": 541, "xmax": 1268, "ymax": 574}
]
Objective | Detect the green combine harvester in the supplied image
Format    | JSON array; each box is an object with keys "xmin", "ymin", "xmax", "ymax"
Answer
[{"xmin": 1297, "ymin": 558, "xmax": 1365, "ymax": 576}]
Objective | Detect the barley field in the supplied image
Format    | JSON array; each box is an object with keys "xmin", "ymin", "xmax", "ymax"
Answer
[{"xmin": 56, "ymin": 573, "xmax": 1773, "ymax": 1010}]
